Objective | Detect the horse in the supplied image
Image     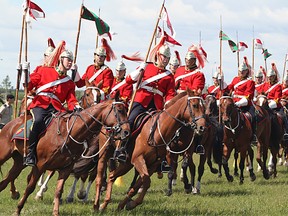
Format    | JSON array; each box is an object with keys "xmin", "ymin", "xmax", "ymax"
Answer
[
  {"xmin": 219, "ymin": 95, "xmax": 271, "ymax": 184},
  {"xmin": 256, "ymin": 94, "xmax": 284, "ymax": 177},
  {"xmin": 95, "ymin": 89, "xmax": 206, "ymax": 211},
  {"xmin": 34, "ymin": 82, "xmax": 105, "ymax": 202},
  {"xmin": 0, "ymin": 93, "xmax": 130, "ymax": 216}
]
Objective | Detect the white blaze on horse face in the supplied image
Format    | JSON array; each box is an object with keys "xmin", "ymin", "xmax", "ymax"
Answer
[
  {"xmin": 259, "ymin": 97, "xmax": 265, "ymax": 106},
  {"xmin": 92, "ymin": 89, "xmax": 98, "ymax": 104}
]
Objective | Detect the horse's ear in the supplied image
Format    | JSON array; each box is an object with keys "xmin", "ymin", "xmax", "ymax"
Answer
[{"xmin": 114, "ymin": 90, "xmax": 120, "ymax": 101}]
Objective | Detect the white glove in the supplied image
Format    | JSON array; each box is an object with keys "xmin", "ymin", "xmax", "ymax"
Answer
[
  {"xmin": 17, "ymin": 63, "xmax": 22, "ymax": 70},
  {"xmin": 235, "ymin": 97, "xmax": 248, "ymax": 107},
  {"xmin": 139, "ymin": 62, "xmax": 147, "ymax": 70},
  {"xmin": 268, "ymin": 100, "xmax": 277, "ymax": 109},
  {"xmin": 71, "ymin": 64, "xmax": 78, "ymax": 71},
  {"xmin": 216, "ymin": 100, "xmax": 220, "ymax": 106},
  {"xmin": 22, "ymin": 62, "xmax": 30, "ymax": 70}
]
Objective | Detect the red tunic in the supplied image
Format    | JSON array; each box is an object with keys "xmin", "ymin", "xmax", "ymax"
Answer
[
  {"xmin": 226, "ymin": 77, "xmax": 255, "ymax": 105},
  {"xmin": 110, "ymin": 77, "xmax": 133, "ymax": 106},
  {"xmin": 262, "ymin": 82, "xmax": 282, "ymax": 108},
  {"xmin": 255, "ymin": 82, "xmax": 265, "ymax": 96},
  {"xmin": 28, "ymin": 66, "xmax": 78, "ymax": 112},
  {"xmin": 126, "ymin": 63, "xmax": 175, "ymax": 110},
  {"xmin": 282, "ymin": 85, "xmax": 288, "ymax": 98},
  {"xmin": 207, "ymin": 85, "xmax": 221, "ymax": 99},
  {"xmin": 174, "ymin": 66, "xmax": 205, "ymax": 92},
  {"xmin": 76, "ymin": 64, "xmax": 114, "ymax": 97}
]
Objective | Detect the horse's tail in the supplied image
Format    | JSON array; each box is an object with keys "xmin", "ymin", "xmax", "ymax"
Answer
[{"xmin": 213, "ymin": 125, "xmax": 224, "ymax": 165}]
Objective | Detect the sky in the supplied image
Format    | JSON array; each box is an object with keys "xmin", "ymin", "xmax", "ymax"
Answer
[{"xmin": 0, "ymin": 0, "xmax": 288, "ymax": 89}]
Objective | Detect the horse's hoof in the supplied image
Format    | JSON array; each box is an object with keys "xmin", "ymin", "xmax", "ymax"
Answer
[
  {"xmin": 239, "ymin": 180, "xmax": 244, "ymax": 185},
  {"xmin": 218, "ymin": 173, "xmax": 222, "ymax": 178},
  {"xmin": 165, "ymin": 190, "xmax": 172, "ymax": 197},
  {"xmin": 211, "ymin": 168, "xmax": 218, "ymax": 174},
  {"xmin": 126, "ymin": 200, "xmax": 137, "ymax": 210},
  {"xmin": 35, "ymin": 195, "xmax": 43, "ymax": 201},
  {"xmin": 250, "ymin": 173, "xmax": 256, "ymax": 182},
  {"xmin": 192, "ymin": 187, "xmax": 200, "ymax": 195},
  {"xmin": 66, "ymin": 197, "xmax": 74, "ymax": 203},
  {"xmin": 11, "ymin": 191, "xmax": 20, "ymax": 200},
  {"xmin": 234, "ymin": 172, "xmax": 239, "ymax": 177},
  {"xmin": 77, "ymin": 191, "xmax": 86, "ymax": 200},
  {"xmin": 172, "ymin": 179, "xmax": 177, "ymax": 186},
  {"xmin": 263, "ymin": 171, "xmax": 270, "ymax": 180},
  {"xmin": 227, "ymin": 175, "xmax": 234, "ymax": 182}
]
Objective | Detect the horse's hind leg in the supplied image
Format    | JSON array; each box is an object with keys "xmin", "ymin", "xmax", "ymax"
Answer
[
  {"xmin": 247, "ymin": 146, "xmax": 256, "ymax": 181},
  {"xmin": 66, "ymin": 177, "xmax": 79, "ymax": 203},
  {"xmin": 0, "ymin": 152, "xmax": 24, "ymax": 200},
  {"xmin": 222, "ymin": 144, "xmax": 233, "ymax": 182},
  {"xmin": 35, "ymin": 170, "xmax": 55, "ymax": 200},
  {"xmin": 15, "ymin": 167, "xmax": 42, "ymax": 215}
]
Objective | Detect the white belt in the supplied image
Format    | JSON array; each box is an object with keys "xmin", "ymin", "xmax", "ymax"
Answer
[
  {"xmin": 37, "ymin": 92, "xmax": 61, "ymax": 103},
  {"xmin": 141, "ymin": 86, "xmax": 163, "ymax": 97},
  {"xmin": 233, "ymin": 95, "xmax": 245, "ymax": 99}
]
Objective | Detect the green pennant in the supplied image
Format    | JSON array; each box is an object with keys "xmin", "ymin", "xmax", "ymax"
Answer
[
  {"xmin": 228, "ymin": 40, "xmax": 238, "ymax": 53},
  {"xmin": 219, "ymin": 30, "xmax": 230, "ymax": 41},
  {"xmin": 81, "ymin": 6, "xmax": 111, "ymax": 37},
  {"xmin": 262, "ymin": 49, "xmax": 272, "ymax": 60}
]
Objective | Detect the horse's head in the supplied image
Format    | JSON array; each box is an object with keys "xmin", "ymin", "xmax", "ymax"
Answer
[
  {"xmin": 205, "ymin": 94, "xmax": 218, "ymax": 117},
  {"xmin": 255, "ymin": 94, "xmax": 269, "ymax": 107},
  {"xmin": 185, "ymin": 89, "xmax": 206, "ymax": 135},
  {"xmin": 219, "ymin": 96, "xmax": 235, "ymax": 123},
  {"xmin": 81, "ymin": 80, "xmax": 102, "ymax": 108},
  {"xmin": 102, "ymin": 92, "xmax": 130, "ymax": 142}
]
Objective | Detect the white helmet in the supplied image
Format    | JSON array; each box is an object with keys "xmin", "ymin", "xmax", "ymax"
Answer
[
  {"xmin": 95, "ymin": 47, "xmax": 106, "ymax": 56},
  {"xmin": 185, "ymin": 51, "xmax": 196, "ymax": 59},
  {"xmin": 116, "ymin": 61, "xmax": 126, "ymax": 71},
  {"xmin": 255, "ymin": 69, "xmax": 264, "ymax": 78},
  {"xmin": 158, "ymin": 45, "xmax": 171, "ymax": 58},
  {"xmin": 169, "ymin": 56, "xmax": 179, "ymax": 66},
  {"xmin": 267, "ymin": 68, "xmax": 276, "ymax": 77},
  {"xmin": 44, "ymin": 46, "xmax": 54, "ymax": 56},
  {"xmin": 60, "ymin": 50, "xmax": 73, "ymax": 61},
  {"xmin": 212, "ymin": 71, "xmax": 219, "ymax": 79},
  {"xmin": 238, "ymin": 62, "xmax": 248, "ymax": 71}
]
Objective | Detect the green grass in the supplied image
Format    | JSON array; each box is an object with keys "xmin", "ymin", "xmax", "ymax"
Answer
[{"xmin": 1, "ymin": 153, "xmax": 288, "ymax": 216}]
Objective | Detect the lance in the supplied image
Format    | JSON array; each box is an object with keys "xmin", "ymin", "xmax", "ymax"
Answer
[
  {"xmin": 95, "ymin": 8, "xmax": 100, "ymax": 49},
  {"xmin": 282, "ymin": 53, "xmax": 287, "ymax": 84},
  {"xmin": 14, "ymin": 13, "xmax": 26, "ymax": 119},
  {"xmin": 128, "ymin": 0, "xmax": 166, "ymax": 116},
  {"xmin": 74, "ymin": 3, "xmax": 84, "ymax": 64},
  {"xmin": 218, "ymin": 16, "xmax": 223, "ymax": 124}
]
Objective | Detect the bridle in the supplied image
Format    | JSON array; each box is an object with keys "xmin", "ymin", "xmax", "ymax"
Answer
[
  {"xmin": 220, "ymin": 96, "xmax": 240, "ymax": 134},
  {"xmin": 81, "ymin": 86, "xmax": 102, "ymax": 108}
]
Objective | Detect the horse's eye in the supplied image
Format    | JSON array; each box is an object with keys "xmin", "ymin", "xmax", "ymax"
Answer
[
  {"xmin": 193, "ymin": 104, "xmax": 198, "ymax": 108},
  {"xmin": 86, "ymin": 94, "xmax": 89, "ymax": 97}
]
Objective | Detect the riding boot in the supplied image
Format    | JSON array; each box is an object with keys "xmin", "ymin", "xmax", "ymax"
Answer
[
  {"xmin": 23, "ymin": 141, "xmax": 37, "ymax": 167},
  {"xmin": 24, "ymin": 130, "xmax": 38, "ymax": 167},
  {"xmin": 283, "ymin": 115, "xmax": 288, "ymax": 141},
  {"xmin": 251, "ymin": 116, "xmax": 257, "ymax": 145},
  {"xmin": 114, "ymin": 140, "xmax": 128, "ymax": 163}
]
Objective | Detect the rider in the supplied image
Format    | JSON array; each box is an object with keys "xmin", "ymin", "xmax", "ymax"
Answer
[
  {"xmin": 207, "ymin": 67, "xmax": 227, "ymax": 103},
  {"xmin": 174, "ymin": 44, "xmax": 206, "ymax": 154},
  {"xmin": 115, "ymin": 36, "xmax": 176, "ymax": 162},
  {"xmin": 75, "ymin": 38, "xmax": 114, "ymax": 100},
  {"xmin": 169, "ymin": 50, "xmax": 181, "ymax": 75},
  {"xmin": 23, "ymin": 45, "xmax": 81, "ymax": 167},
  {"xmin": 225, "ymin": 57, "xmax": 257, "ymax": 143},
  {"xmin": 109, "ymin": 60, "xmax": 133, "ymax": 109},
  {"xmin": 262, "ymin": 63, "xmax": 288, "ymax": 141},
  {"xmin": 253, "ymin": 66, "xmax": 266, "ymax": 101}
]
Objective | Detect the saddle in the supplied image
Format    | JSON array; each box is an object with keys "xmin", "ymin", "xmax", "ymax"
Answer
[
  {"xmin": 12, "ymin": 113, "xmax": 56, "ymax": 141},
  {"xmin": 131, "ymin": 110, "xmax": 158, "ymax": 138}
]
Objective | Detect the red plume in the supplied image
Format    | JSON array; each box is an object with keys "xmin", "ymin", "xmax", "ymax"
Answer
[
  {"xmin": 243, "ymin": 56, "xmax": 252, "ymax": 76},
  {"xmin": 48, "ymin": 38, "xmax": 55, "ymax": 48},
  {"xmin": 271, "ymin": 62, "xmax": 280, "ymax": 82},
  {"xmin": 174, "ymin": 50, "xmax": 181, "ymax": 65},
  {"xmin": 188, "ymin": 44, "xmax": 205, "ymax": 68},
  {"xmin": 101, "ymin": 38, "xmax": 116, "ymax": 62},
  {"xmin": 121, "ymin": 52, "xmax": 144, "ymax": 62},
  {"xmin": 46, "ymin": 40, "xmax": 66, "ymax": 67},
  {"xmin": 149, "ymin": 36, "xmax": 166, "ymax": 62}
]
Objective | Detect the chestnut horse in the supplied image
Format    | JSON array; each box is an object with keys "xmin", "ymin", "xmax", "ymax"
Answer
[
  {"xmin": 95, "ymin": 89, "xmax": 206, "ymax": 211},
  {"xmin": 220, "ymin": 95, "xmax": 271, "ymax": 184},
  {"xmin": 256, "ymin": 94, "xmax": 283, "ymax": 177},
  {"xmin": 0, "ymin": 95, "xmax": 129, "ymax": 216}
]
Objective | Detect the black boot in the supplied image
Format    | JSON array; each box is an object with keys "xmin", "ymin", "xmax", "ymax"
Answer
[{"xmin": 23, "ymin": 142, "xmax": 37, "ymax": 167}]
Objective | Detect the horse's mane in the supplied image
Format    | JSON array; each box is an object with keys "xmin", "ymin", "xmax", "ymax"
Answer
[{"xmin": 165, "ymin": 91, "xmax": 187, "ymax": 109}]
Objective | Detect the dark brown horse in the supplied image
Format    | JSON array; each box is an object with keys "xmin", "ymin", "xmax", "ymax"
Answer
[
  {"xmin": 0, "ymin": 94, "xmax": 129, "ymax": 216},
  {"xmin": 256, "ymin": 94, "xmax": 283, "ymax": 177},
  {"xmin": 95, "ymin": 89, "xmax": 206, "ymax": 211},
  {"xmin": 220, "ymin": 95, "xmax": 271, "ymax": 184}
]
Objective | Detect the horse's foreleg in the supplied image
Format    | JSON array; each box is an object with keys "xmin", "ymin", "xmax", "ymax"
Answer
[
  {"xmin": 189, "ymin": 156, "xmax": 195, "ymax": 194},
  {"xmin": 166, "ymin": 153, "xmax": 176, "ymax": 196},
  {"xmin": 192, "ymin": 154, "xmax": 206, "ymax": 194},
  {"xmin": 53, "ymin": 168, "xmax": 72, "ymax": 216},
  {"xmin": 238, "ymin": 152, "xmax": 246, "ymax": 185},
  {"xmin": 16, "ymin": 168, "xmax": 42, "ymax": 215},
  {"xmin": 222, "ymin": 144, "xmax": 233, "ymax": 182},
  {"xmin": 0, "ymin": 153, "xmax": 24, "ymax": 200},
  {"xmin": 66, "ymin": 177, "xmax": 79, "ymax": 203},
  {"xmin": 35, "ymin": 170, "xmax": 55, "ymax": 200},
  {"xmin": 181, "ymin": 154, "xmax": 191, "ymax": 193},
  {"xmin": 233, "ymin": 150, "xmax": 239, "ymax": 176},
  {"xmin": 100, "ymin": 162, "xmax": 133, "ymax": 211},
  {"xmin": 247, "ymin": 146, "xmax": 256, "ymax": 181}
]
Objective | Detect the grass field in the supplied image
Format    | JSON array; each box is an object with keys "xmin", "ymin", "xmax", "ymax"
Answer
[{"xmin": 1, "ymin": 152, "xmax": 288, "ymax": 216}]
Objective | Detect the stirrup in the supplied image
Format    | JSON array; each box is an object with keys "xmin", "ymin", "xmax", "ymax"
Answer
[
  {"xmin": 283, "ymin": 133, "xmax": 288, "ymax": 141},
  {"xmin": 195, "ymin": 145, "xmax": 205, "ymax": 155},
  {"xmin": 114, "ymin": 148, "xmax": 127, "ymax": 163},
  {"xmin": 160, "ymin": 161, "xmax": 171, "ymax": 173},
  {"xmin": 23, "ymin": 156, "xmax": 36, "ymax": 167},
  {"xmin": 251, "ymin": 134, "xmax": 258, "ymax": 145}
]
